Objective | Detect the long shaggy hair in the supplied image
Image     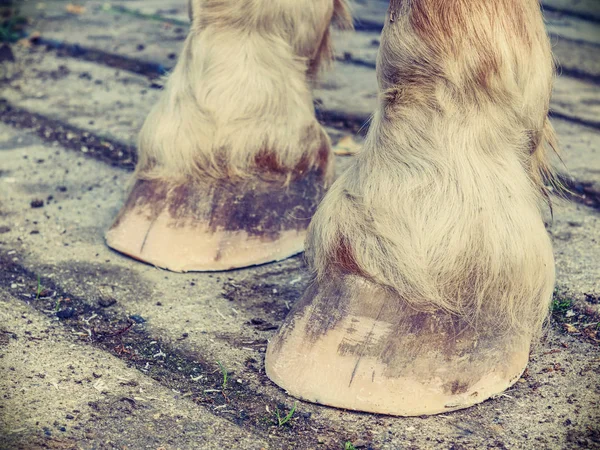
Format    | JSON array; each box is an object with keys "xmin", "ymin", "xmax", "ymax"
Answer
[
  {"xmin": 134, "ymin": 0, "xmax": 351, "ymax": 183},
  {"xmin": 307, "ymin": 0, "xmax": 558, "ymax": 337}
]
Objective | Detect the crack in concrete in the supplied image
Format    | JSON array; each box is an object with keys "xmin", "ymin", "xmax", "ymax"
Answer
[{"xmin": 0, "ymin": 100, "xmax": 137, "ymax": 170}]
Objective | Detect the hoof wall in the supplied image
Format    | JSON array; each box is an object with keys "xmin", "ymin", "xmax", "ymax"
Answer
[
  {"xmin": 106, "ymin": 172, "xmax": 327, "ymax": 272},
  {"xmin": 266, "ymin": 275, "xmax": 530, "ymax": 416}
]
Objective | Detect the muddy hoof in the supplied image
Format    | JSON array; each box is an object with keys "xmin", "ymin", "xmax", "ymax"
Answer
[
  {"xmin": 266, "ymin": 274, "xmax": 530, "ymax": 416},
  {"xmin": 106, "ymin": 170, "xmax": 328, "ymax": 272}
]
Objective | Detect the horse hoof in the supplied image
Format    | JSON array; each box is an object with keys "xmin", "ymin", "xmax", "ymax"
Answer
[
  {"xmin": 106, "ymin": 170, "xmax": 328, "ymax": 272},
  {"xmin": 266, "ymin": 274, "xmax": 530, "ymax": 416}
]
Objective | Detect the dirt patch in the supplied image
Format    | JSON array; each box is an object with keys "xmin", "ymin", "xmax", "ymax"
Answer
[
  {"xmin": 113, "ymin": 169, "xmax": 327, "ymax": 245},
  {"xmin": 0, "ymin": 329, "xmax": 16, "ymax": 348},
  {"xmin": 34, "ymin": 38, "xmax": 169, "ymax": 80},
  {"xmin": 315, "ymin": 106, "xmax": 369, "ymax": 135},
  {"xmin": 222, "ymin": 265, "xmax": 310, "ymax": 324},
  {"xmin": 551, "ymin": 292, "xmax": 600, "ymax": 346},
  {"xmin": 559, "ymin": 177, "xmax": 600, "ymax": 212},
  {"xmin": 0, "ymin": 100, "xmax": 136, "ymax": 170},
  {"xmin": 1, "ymin": 435, "xmax": 78, "ymax": 450},
  {"xmin": 0, "ymin": 250, "xmax": 361, "ymax": 449}
]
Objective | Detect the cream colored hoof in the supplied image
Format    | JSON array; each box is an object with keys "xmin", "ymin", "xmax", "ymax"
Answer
[
  {"xmin": 266, "ymin": 274, "xmax": 531, "ymax": 416},
  {"xmin": 106, "ymin": 171, "xmax": 328, "ymax": 272}
]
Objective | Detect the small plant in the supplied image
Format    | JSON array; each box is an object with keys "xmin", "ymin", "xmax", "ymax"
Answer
[
  {"xmin": 35, "ymin": 275, "xmax": 42, "ymax": 300},
  {"xmin": 345, "ymin": 443, "xmax": 357, "ymax": 450},
  {"xmin": 551, "ymin": 296, "xmax": 573, "ymax": 317},
  {"xmin": 217, "ymin": 361, "xmax": 228, "ymax": 390},
  {"xmin": 0, "ymin": 6, "xmax": 27, "ymax": 44},
  {"xmin": 275, "ymin": 402, "xmax": 297, "ymax": 427}
]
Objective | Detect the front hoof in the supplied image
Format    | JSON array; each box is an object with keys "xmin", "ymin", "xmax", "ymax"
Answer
[
  {"xmin": 106, "ymin": 171, "xmax": 327, "ymax": 272},
  {"xmin": 266, "ymin": 274, "xmax": 530, "ymax": 416}
]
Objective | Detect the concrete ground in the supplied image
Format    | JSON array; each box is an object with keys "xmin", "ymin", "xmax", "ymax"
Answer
[{"xmin": 0, "ymin": 1, "xmax": 599, "ymax": 449}]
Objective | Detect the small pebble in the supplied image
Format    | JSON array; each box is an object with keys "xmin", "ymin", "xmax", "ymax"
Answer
[
  {"xmin": 98, "ymin": 297, "xmax": 117, "ymax": 308},
  {"xmin": 56, "ymin": 308, "xmax": 75, "ymax": 319},
  {"xmin": 129, "ymin": 314, "xmax": 146, "ymax": 323}
]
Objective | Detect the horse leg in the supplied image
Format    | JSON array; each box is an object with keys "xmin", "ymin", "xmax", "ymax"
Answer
[
  {"xmin": 106, "ymin": 0, "xmax": 351, "ymax": 272},
  {"xmin": 267, "ymin": 0, "xmax": 558, "ymax": 416}
]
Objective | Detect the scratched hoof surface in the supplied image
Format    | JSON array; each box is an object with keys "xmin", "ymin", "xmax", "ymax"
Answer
[
  {"xmin": 106, "ymin": 170, "xmax": 328, "ymax": 272},
  {"xmin": 266, "ymin": 274, "xmax": 531, "ymax": 416}
]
